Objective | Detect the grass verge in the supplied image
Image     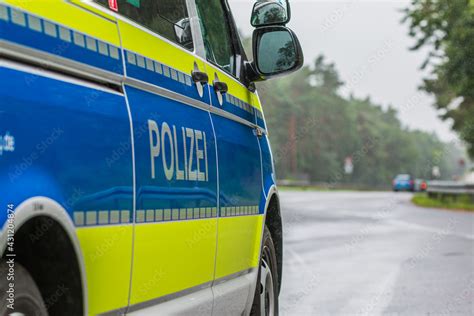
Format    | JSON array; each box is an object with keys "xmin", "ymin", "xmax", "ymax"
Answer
[{"xmin": 412, "ymin": 193, "xmax": 474, "ymax": 212}]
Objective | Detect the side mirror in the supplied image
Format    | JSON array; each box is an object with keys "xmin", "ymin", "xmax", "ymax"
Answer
[
  {"xmin": 174, "ymin": 18, "xmax": 193, "ymax": 49},
  {"xmin": 251, "ymin": 0, "xmax": 290, "ymax": 27},
  {"xmin": 247, "ymin": 26, "xmax": 303, "ymax": 82}
]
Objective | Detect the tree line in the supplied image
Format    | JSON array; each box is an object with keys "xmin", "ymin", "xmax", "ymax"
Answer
[{"xmin": 257, "ymin": 56, "xmax": 467, "ymax": 188}]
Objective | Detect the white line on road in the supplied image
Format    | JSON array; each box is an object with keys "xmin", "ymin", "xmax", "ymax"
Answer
[
  {"xmin": 388, "ymin": 219, "xmax": 474, "ymax": 241},
  {"xmin": 358, "ymin": 266, "xmax": 400, "ymax": 316}
]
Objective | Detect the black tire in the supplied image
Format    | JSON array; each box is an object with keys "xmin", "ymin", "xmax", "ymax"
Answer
[
  {"xmin": 250, "ymin": 225, "xmax": 279, "ymax": 316},
  {"xmin": 0, "ymin": 261, "xmax": 48, "ymax": 316}
]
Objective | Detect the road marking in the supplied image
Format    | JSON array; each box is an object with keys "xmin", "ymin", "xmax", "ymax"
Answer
[
  {"xmin": 388, "ymin": 219, "xmax": 474, "ymax": 241},
  {"xmin": 358, "ymin": 266, "xmax": 400, "ymax": 316}
]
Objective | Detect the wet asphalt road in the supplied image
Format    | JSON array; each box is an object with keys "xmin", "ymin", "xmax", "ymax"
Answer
[{"xmin": 278, "ymin": 191, "xmax": 474, "ymax": 316}]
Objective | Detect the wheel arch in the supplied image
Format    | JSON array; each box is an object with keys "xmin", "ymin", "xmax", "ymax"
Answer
[
  {"xmin": 263, "ymin": 186, "xmax": 283, "ymax": 294},
  {"xmin": 0, "ymin": 196, "xmax": 87, "ymax": 315}
]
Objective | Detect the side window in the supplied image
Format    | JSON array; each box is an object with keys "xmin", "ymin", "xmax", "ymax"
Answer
[
  {"xmin": 195, "ymin": 0, "xmax": 236, "ymax": 76},
  {"xmin": 95, "ymin": 0, "xmax": 193, "ymax": 50}
]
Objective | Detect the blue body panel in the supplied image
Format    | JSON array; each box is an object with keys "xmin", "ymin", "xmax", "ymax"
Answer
[
  {"xmin": 256, "ymin": 110, "xmax": 266, "ymax": 131},
  {"xmin": 259, "ymin": 134, "xmax": 275, "ymax": 198},
  {"xmin": 0, "ymin": 66, "xmax": 133, "ymax": 226},
  {"xmin": 208, "ymin": 85, "xmax": 264, "ymax": 214},
  {"xmin": 125, "ymin": 85, "xmax": 218, "ymax": 215},
  {"xmin": 210, "ymin": 113, "xmax": 262, "ymax": 214},
  {"xmin": 208, "ymin": 86, "xmax": 256, "ymax": 124}
]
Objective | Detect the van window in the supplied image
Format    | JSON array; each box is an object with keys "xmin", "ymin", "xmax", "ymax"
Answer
[
  {"xmin": 396, "ymin": 174, "xmax": 411, "ymax": 181},
  {"xmin": 195, "ymin": 0, "xmax": 236, "ymax": 75},
  {"xmin": 95, "ymin": 0, "xmax": 193, "ymax": 50}
]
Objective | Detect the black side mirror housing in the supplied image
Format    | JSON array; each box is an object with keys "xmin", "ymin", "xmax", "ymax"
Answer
[
  {"xmin": 246, "ymin": 26, "xmax": 304, "ymax": 82},
  {"xmin": 251, "ymin": 0, "xmax": 291, "ymax": 27},
  {"xmin": 174, "ymin": 18, "xmax": 193, "ymax": 49}
]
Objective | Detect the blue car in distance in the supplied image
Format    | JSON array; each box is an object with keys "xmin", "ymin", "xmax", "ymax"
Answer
[{"xmin": 392, "ymin": 174, "xmax": 415, "ymax": 191}]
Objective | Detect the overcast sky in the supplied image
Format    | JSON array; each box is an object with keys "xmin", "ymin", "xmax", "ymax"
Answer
[{"xmin": 228, "ymin": 0, "xmax": 457, "ymax": 142}]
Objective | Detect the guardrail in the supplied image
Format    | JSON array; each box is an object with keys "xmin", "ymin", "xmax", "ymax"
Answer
[
  {"xmin": 427, "ymin": 181, "xmax": 474, "ymax": 194},
  {"xmin": 427, "ymin": 181, "xmax": 474, "ymax": 202}
]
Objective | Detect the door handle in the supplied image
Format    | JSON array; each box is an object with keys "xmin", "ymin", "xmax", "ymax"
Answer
[
  {"xmin": 213, "ymin": 81, "xmax": 228, "ymax": 94},
  {"xmin": 192, "ymin": 71, "xmax": 209, "ymax": 84}
]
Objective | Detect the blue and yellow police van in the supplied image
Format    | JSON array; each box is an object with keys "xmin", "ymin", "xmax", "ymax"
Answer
[{"xmin": 0, "ymin": 0, "xmax": 302, "ymax": 314}]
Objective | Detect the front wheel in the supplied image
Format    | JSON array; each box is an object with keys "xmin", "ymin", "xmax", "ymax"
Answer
[
  {"xmin": 250, "ymin": 226, "xmax": 279, "ymax": 316},
  {"xmin": 0, "ymin": 261, "xmax": 48, "ymax": 316}
]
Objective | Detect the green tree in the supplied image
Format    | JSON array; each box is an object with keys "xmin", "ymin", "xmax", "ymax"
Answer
[
  {"xmin": 403, "ymin": 0, "xmax": 474, "ymax": 157},
  {"xmin": 257, "ymin": 55, "xmax": 467, "ymax": 187}
]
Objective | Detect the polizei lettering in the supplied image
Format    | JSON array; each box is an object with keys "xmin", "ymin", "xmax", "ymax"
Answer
[{"xmin": 148, "ymin": 120, "xmax": 209, "ymax": 182}]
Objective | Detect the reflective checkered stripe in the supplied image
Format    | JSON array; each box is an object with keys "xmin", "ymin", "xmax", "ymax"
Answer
[
  {"xmin": 0, "ymin": 3, "xmax": 123, "ymax": 74},
  {"xmin": 73, "ymin": 205, "xmax": 259, "ymax": 226},
  {"xmin": 135, "ymin": 207, "xmax": 218, "ymax": 222},
  {"xmin": 220, "ymin": 206, "xmax": 259, "ymax": 217},
  {"xmin": 218, "ymin": 92, "xmax": 256, "ymax": 123},
  {"xmin": 125, "ymin": 50, "xmax": 193, "ymax": 87},
  {"xmin": 225, "ymin": 94, "xmax": 254, "ymax": 115},
  {"xmin": 73, "ymin": 210, "xmax": 131, "ymax": 226}
]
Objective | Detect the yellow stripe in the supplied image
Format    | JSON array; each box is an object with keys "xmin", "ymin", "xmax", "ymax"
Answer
[
  {"xmin": 3, "ymin": 0, "xmax": 121, "ymax": 46},
  {"xmin": 251, "ymin": 93, "xmax": 263, "ymax": 113},
  {"xmin": 130, "ymin": 219, "xmax": 217, "ymax": 305},
  {"xmin": 215, "ymin": 215, "xmax": 263, "ymax": 279},
  {"xmin": 77, "ymin": 225, "xmax": 133, "ymax": 315},
  {"xmin": 118, "ymin": 20, "xmax": 206, "ymax": 76},
  {"xmin": 69, "ymin": 0, "xmax": 118, "ymax": 21}
]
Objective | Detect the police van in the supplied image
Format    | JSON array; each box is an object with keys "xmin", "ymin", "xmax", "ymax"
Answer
[{"xmin": 0, "ymin": 0, "xmax": 302, "ymax": 314}]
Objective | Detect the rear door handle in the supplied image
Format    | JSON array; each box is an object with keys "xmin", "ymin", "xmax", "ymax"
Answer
[
  {"xmin": 192, "ymin": 71, "xmax": 209, "ymax": 84},
  {"xmin": 213, "ymin": 81, "xmax": 228, "ymax": 94}
]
